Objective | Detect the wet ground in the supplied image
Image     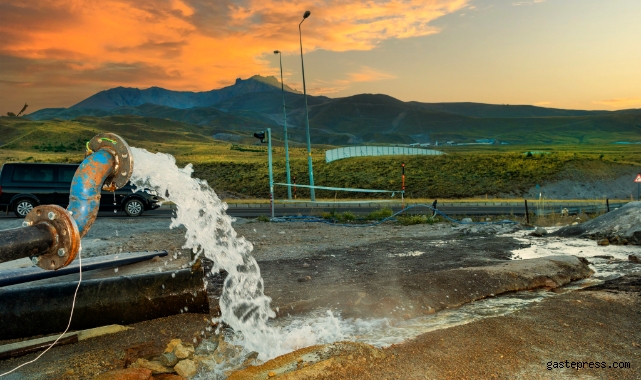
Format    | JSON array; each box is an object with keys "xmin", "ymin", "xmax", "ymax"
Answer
[{"xmin": 1, "ymin": 216, "xmax": 640, "ymax": 379}]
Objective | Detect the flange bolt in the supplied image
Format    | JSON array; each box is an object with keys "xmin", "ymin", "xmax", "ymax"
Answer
[
  {"xmin": 48, "ymin": 211, "xmax": 56, "ymax": 220},
  {"xmin": 58, "ymin": 248, "xmax": 66, "ymax": 257}
]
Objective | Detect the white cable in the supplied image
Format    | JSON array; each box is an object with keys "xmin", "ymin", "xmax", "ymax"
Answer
[{"xmin": 0, "ymin": 248, "xmax": 83, "ymax": 377}]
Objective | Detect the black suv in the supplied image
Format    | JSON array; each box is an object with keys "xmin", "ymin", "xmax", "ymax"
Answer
[{"xmin": 0, "ymin": 163, "xmax": 161, "ymax": 217}]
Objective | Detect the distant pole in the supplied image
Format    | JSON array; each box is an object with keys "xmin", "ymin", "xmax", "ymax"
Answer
[
  {"xmin": 606, "ymin": 198, "xmax": 610, "ymax": 213},
  {"xmin": 524, "ymin": 199, "xmax": 530, "ymax": 224},
  {"xmin": 274, "ymin": 50, "xmax": 292, "ymax": 200},
  {"xmin": 299, "ymin": 10, "xmax": 315, "ymax": 201},
  {"xmin": 401, "ymin": 163, "xmax": 405, "ymax": 209},
  {"xmin": 267, "ymin": 128, "xmax": 274, "ymax": 218},
  {"xmin": 293, "ymin": 176, "xmax": 297, "ymax": 199}
]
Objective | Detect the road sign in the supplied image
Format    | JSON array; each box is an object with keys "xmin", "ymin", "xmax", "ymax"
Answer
[{"xmin": 635, "ymin": 174, "xmax": 641, "ymax": 183}]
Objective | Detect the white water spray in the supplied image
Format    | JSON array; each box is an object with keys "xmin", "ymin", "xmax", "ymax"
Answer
[{"xmin": 130, "ymin": 148, "xmax": 280, "ymax": 356}]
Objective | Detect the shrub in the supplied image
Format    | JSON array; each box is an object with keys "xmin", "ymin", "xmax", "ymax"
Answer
[
  {"xmin": 256, "ymin": 215, "xmax": 270, "ymax": 222},
  {"xmin": 397, "ymin": 214, "xmax": 439, "ymax": 225},
  {"xmin": 337, "ymin": 211, "xmax": 356, "ymax": 222},
  {"xmin": 366, "ymin": 207, "xmax": 394, "ymax": 220}
]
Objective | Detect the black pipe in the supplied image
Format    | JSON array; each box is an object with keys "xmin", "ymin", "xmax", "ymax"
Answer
[
  {"xmin": 0, "ymin": 268, "xmax": 209, "ymax": 340},
  {"xmin": 0, "ymin": 224, "xmax": 54, "ymax": 264},
  {"xmin": 0, "ymin": 250, "xmax": 168, "ymax": 288}
]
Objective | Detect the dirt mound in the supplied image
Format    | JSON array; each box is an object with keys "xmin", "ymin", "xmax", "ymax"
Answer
[{"xmin": 553, "ymin": 201, "xmax": 641, "ymax": 244}]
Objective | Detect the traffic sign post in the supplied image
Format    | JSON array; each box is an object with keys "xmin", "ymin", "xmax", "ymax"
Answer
[{"xmin": 635, "ymin": 173, "xmax": 641, "ymax": 201}]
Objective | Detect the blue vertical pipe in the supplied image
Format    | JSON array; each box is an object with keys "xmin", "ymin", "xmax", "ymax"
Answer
[
  {"xmin": 268, "ymin": 128, "xmax": 274, "ymax": 218},
  {"xmin": 67, "ymin": 149, "xmax": 114, "ymax": 237}
]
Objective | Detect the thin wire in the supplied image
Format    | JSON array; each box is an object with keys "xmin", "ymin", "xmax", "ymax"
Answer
[{"xmin": 0, "ymin": 248, "xmax": 83, "ymax": 377}]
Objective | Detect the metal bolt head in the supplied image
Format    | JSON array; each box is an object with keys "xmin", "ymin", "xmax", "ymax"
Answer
[
  {"xmin": 31, "ymin": 257, "xmax": 39, "ymax": 265},
  {"xmin": 48, "ymin": 211, "xmax": 56, "ymax": 220},
  {"xmin": 57, "ymin": 248, "xmax": 66, "ymax": 257},
  {"xmin": 22, "ymin": 221, "xmax": 31, "ymax": 227}
]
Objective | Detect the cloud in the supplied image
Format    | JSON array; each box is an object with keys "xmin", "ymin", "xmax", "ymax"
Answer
[
  {"xmin": 513, "ymin": 0, "xmax": 545, "ymax": 6},
  {"xmin": 593, "ymin": 97, "xmax": 641, "ymax": 109},
  {"xmin": 0, "ymin": 0, "xmax": 468, "ymax": 109},
  {"xmin": 297, "ymin": 67, "xmax": 397, "ymax": 95}
]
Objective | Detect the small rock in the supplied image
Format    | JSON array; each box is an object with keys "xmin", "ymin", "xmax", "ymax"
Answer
[
  {"xmin": 174, "ymin": 343, "xmax": 195, "ymax": 359},
  {"xmin": 530, "ymin": 227, "xmax": 548, "ymax": 237},
  {"xmin": 129, "ymin": 358, "xmax": 174, "ymax": 374},
  {"xmin": 302, "ymin": 262, "xmax": 310, "ymax": 268},
  {"xmin": 174, "ymin": 359, "xmax": 198, "ymax": 378},
  {"xmin": 153, "ymin": 375, "xmax": 187, "ymax": 380},
  {"xmin": 95, "ymin": 368, "xmax": 152, "ymax": 380},
  {"xmin": 160, "ymin": 352, "xmax": 179, "ymax": 367},
  {"xmin": 597, "ymin": 238, "xmax": 610, "ymax": 246},
  {"xmin": 629, "ymin": 255, "xmax": 640, "ymax": 264},
  {"xmin": 461, "ymin": 218, "xmax": 473, "ymax": 223},
  {"xmin": 268, "ymin": 372, "xmax": 277, "ymax": 377},
  {"xmin": 297, "ymin": 276, "xmax": 312, "ymax": 282},
  {"xmin": 165, "ymin": 339, "xmax": 182, "ymax": 353}
]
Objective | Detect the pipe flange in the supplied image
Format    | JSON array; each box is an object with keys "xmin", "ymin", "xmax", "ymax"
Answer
[
  {"xmin": 87, "ymin": 133, "xmax": 134, "ymax": 190},
  {"xmin": 26, "ymin": 205, "xmax": 81, "ymax": 270}
]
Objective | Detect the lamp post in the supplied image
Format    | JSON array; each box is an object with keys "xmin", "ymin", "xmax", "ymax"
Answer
[
  {"xmin": 299, "ymin": 10, "xmax": 315, "ymax": 201},
  {"xmin": 274, "ymin": 50, "xmax": 292, "ymax": 200}
]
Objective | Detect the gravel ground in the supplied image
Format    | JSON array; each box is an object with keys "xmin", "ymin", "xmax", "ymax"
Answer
[{"xmin": 1, "ymin": 214, "xmax": 640, "ymax": 379}]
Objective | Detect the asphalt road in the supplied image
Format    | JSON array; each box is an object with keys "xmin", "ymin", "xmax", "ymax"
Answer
[{"xmin": 1, "ymin": 202, "xmax": 620, "ymax": 220}]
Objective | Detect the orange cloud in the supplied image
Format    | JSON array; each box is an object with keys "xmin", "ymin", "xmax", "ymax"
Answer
[
  {"xmin": 593, "ymin": 97, "xmax": 641, "ymax": 109},
  {"xmin": 0, "ymin": 0, "xmax": 468, "ymax": 109}
]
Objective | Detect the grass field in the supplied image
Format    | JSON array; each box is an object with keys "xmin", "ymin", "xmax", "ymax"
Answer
[{"xmin": 1, "ymin": 116, "xmax": 640, "ymax": 199}]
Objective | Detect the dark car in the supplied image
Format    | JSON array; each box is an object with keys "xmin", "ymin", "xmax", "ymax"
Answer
[{"xmin": 0, "ymin": 163, "xmax": 161, "ymax": 217}]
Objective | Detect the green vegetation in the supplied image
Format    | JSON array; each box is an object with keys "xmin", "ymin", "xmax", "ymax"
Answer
[
  {"xmin": 1, "ymin": 115, "xmax": 640, "ymax": 200},
  {"xmin": 256, "ymin": 215, "xmax": 270, "ymax": 222},
  {"xmin": 366, "ymin": 207, "xmax": 394, "ymax": 220},
  {"xmin": 397, "ymin": 215, "xmax": 440, "ymax": 225},
  {"xmin": 321, "ymin": 211, "xmax": 357, "ymax": 222}
]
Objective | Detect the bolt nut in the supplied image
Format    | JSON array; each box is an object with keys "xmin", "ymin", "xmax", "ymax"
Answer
[
  {"xmin": 48, "ymin": 211, "xmax": 56, "ymax": 220},
  {"xmin": 57, "ymin": 248, "xmax": 66, "ymax": 257},
  {"xmin": 31, "ymin": 257, "xmax": 40, "ymax": 265},
  {"xmin": 22, "ymin": 221, "xmax": 31, "ymax": 227}
]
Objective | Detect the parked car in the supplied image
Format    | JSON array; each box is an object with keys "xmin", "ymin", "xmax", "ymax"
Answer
[{"xmin": 0, "ymin": 162, "xmax": 161, "ymax": 217}]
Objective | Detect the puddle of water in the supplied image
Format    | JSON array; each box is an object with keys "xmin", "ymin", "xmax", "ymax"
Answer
[{"xmin": 508, "ymin": 228, "xmax": 641, "ymax": 280}]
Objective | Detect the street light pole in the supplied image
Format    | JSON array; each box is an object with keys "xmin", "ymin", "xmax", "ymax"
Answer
[
  {"xmin": 274, "ymin": 50, "xmax": 292, "ymax": 200},
  {"xmin": 299, "ymin": 10, "xmax": 315, "ymax": 201}
]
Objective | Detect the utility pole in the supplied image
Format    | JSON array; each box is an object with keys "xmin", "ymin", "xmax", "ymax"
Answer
[
  {"xmin": 274, "ymin": 50, "xmax": 292, "ymax": 199},
  {"xmin": 299, "ymin": 10, "xmax": 315, "ymax": 201}
]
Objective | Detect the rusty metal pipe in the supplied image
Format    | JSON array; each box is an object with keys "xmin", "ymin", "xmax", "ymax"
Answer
[
  {"xmin": 0, "ymin": 133, "xmax": 133, "ymax": 270},
  {"xmin": 68, "ymin": 149, "xmax": 115, "ymax": 237},
  {"xmin": 0, "ymin": 224, "xmax": 54, "ymax": 264}
]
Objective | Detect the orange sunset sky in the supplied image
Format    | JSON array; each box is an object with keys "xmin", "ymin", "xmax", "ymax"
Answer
[{"xmin": 1, "ymin": 0, "xmax": 640, "ymax": 113}]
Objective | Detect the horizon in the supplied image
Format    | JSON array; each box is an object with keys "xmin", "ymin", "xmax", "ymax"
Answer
[
  {"xmin": 1, "ymin": 0, "xmax": 640, "ymax": 113},
  {"xmin": 32, "ymin": 74, "xmax": 638, "ymax": 114}
]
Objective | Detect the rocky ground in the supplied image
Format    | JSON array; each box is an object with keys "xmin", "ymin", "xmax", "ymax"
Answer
[{"xmin": 0, "ymin": 212, "xmax": 640, "ymax": 379}]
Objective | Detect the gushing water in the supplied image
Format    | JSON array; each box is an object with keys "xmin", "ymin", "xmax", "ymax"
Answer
[{"xmin": 129, "ymin": 148, "xmax": 280, "ymax": 356}]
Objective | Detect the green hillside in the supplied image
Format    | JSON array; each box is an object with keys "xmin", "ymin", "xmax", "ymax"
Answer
[{"xmin": 2, "ymin": 115, "xmax": 640, "ymax": 200}]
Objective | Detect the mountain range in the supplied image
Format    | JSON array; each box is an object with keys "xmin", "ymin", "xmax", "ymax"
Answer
[{"xmin": 26, "ymin": 75, "xmax": 641, "ymax": 145}]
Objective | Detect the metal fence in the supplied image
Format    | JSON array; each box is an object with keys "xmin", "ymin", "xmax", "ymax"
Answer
[{"xmin": 325, "ymin": 146, "xmax": 444, "ymax": 163}]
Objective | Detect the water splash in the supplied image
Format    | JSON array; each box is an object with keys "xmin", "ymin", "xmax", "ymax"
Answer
[{"xmin": 130, "ymin": 148, "xmax": 282, "ymax": 358}]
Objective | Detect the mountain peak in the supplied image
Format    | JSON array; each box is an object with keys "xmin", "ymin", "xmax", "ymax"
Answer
[{"xmin": 70, "ymin": 75, "xmax": 300, "ymax": 110}]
